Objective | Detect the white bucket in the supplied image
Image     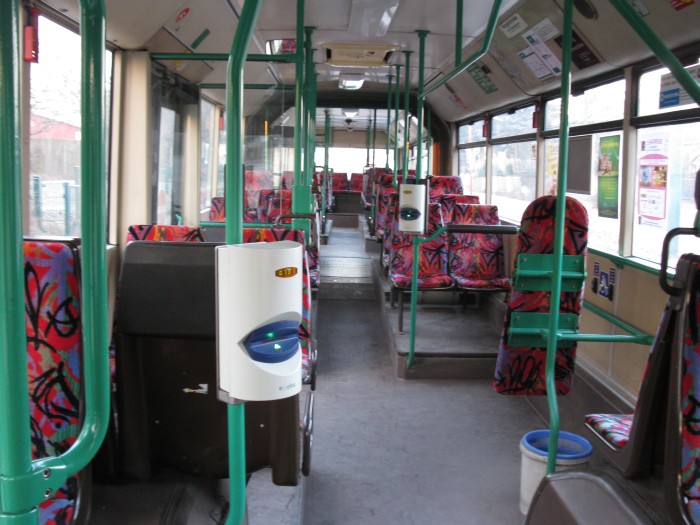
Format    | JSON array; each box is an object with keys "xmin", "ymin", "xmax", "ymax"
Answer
[{"xmin": 519, "ymin": 430, "xmax": 593, "ymax": 514}]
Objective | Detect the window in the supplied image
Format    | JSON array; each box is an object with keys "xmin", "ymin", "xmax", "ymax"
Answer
[
  {"xmin": 544, "ymin": 132, "xmax": 623, "ymax": 254},
  {"xmin": 633, "ymin": 122, "xmax": 700, "ymax": 266},
  {"xmin": 29, "ymin": 16, "xmax": 112, "ymax": 236},
  {"xmin": 638, "ymin": 60, "xmax": 700, "ymax": 117},
  {"xmin": 491, "ymin": 141, "xmax": 537, "ymax": 221},
  {"xmin": 545, "ymin": 79, "xmax": 626, "ymax": 130},
  {"xmin": 199, "ymin": 99, "xmax": 217, "ymax": 213},
  {"xmin": 492, "ymin": 107, "xmax": 535, "ymax": 139},
  {"xmin": 457, "ymin": 120, "xmax": 485, "ymax": 144},
  {"xmin": 458, "ymin": 147, "xmax": 486, "ymax": 202}
]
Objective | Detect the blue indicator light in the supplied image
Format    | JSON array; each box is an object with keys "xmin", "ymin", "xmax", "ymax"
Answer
[{"xmin": 243, "ymin": 320, "xmax": 300, "ymax": 363}]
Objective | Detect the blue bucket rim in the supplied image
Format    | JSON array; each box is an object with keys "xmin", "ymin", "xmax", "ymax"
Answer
[{"xmin": 522, "ymin": 430, "xmax": 593, "ymax": 460}]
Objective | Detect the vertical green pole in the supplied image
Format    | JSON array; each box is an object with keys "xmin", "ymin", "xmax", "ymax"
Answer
[
  {"xmin": 402, "ymin": 51, "xmax": 412, "ymax": 178},
  {"xmin": 385, "ymin": 75, "xmax": 393, "ymax": 170},
  {"xmin": 426, "ymin": 106, "xmax": 432, "ymax": 176},
  {"xmin": 406, "ymin": 31, "xmax": 429, "ymax": 369},
  {"xmin": 371, "ymin": 108, "xmax": 377, "ymax": 169},
  {"xmin": 264, "ymin": 105, "xmax": 269, "ymax": 172},
  {"xmin": 304, "ymin": 27, "xmax": 315, "ymax": 186},
  {"xmin": 293, "ymin": 0, "xmax": 305, "ymax": 188},
  {"xmin": 368, "ymin": 117, "xmax": 377, "ymax": 232},
  {"xmin": 365, "ymin": 119, "xmax": 371, "ymax": 166},
  {"xmin": 0, "ymin": 3, "xmax": 35, "ymax": 522},
  {"xmin": 323, "ymin": 109, "xmax": 330, "ymax": 220},
  {"xmin": 225, "ymin": 1, "xmax": 262, "ymax": 523},
  {"xmin": 456, "ymin": 0, "xmax": 463, "ymax": 68},
  {"xmin": 545, "ymin": 0, "xmax": 573, "ymax": 476},
  {"xmin": 393, "ymin": 64, "xmax": 401, "ymax": 187},
  {"xmin": 415, "ymin": 31, "xmax": 428, "ymax": 181}
]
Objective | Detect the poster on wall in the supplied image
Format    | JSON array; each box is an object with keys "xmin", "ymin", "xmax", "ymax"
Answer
[
  {"xmin": 638, "ymin": 136, "xmax": 669, "ymax": 227},
  {"xmin": 598, "ymin": 136, "xmax": 620, "ymax": 218}
]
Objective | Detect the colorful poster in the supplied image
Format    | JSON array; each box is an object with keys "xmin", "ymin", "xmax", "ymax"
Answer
[
  {"xmin": 638, "ymin": 137, "xmax": 669, "ymax": 226},
  {"xmin": 598, "ymin": 136, "xmax": 620, "ymax": 218}
]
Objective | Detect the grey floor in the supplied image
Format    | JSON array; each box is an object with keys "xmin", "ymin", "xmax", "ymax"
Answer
[{"xmin": 248, "ymin": 225, "xmax": 544, "ymax": 525}]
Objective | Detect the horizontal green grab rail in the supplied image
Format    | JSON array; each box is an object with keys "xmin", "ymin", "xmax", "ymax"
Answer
[
  {"xmin": 199, "ymin": 83, "xmax": 294, "ymax": 90},
  {"xmin": 582, "ymin": 300, "xmax": 655, "ymax": 345},
  {"xmin": 588, "ymin": 247, "xmax": 664, "ymax": 278},
  {"xmin": 150, "ymin": 52, "xmax": 298, "ymax": 63}
]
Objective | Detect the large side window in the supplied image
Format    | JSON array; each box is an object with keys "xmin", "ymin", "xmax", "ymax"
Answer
[
  {"xmin": 29, "ymin": 16, "xmax": 112, "ymax": 236},
  {"xmin": 456, "ymin": 120, "xmax": 486, "ymax": 203},
  {"xmin": 544, "ymin": 79, "xmax": 625, "ymax": 254},
  {"xmin": 491, "ymin": 107, "xmax": 537, "ymax": 221}
]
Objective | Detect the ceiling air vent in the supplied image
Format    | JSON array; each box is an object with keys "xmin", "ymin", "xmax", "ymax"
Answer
[{"xmin": 324, "ymin": 42, "xmax": 397, "ymax": 68}]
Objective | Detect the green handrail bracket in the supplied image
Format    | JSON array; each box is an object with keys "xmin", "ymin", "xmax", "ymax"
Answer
[
  {"xmin": 513, "ymin": 254, "xmax": 586, "ymax": 292},
  {"xmin": 393, "ymin": 64, "xmax": 401, "ymax": 187}
]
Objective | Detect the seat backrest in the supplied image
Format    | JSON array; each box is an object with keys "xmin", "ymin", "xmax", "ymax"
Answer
[
  {"xmin": 24, "ymin": 238, "xmax": 84, "ymax": 524},
  {"xmin": 116, "ymin": 241, "xmax": 301, "ymax": 485},
  {"xmin": 428, "ymin": 175, "xmax": 463, "ymax": 201},
  {"xmin": 266, "ymin": 189, "xmax": 292, "ymax": 223},
  {"xmin": 448, "ymin": 204, "xmax": 509, "ymax": 288},
  {"xmin": 349, "ymin": 173, "xmax": 364, "ymax": 193},
  {"xmin": 375, "ymin": 187, "xmax": 399, "ymax": 240},
  {"xmin": 209, "ymin": 196, "xmax": 226, "ymax": 222},
  {"xmin": 494, "ymin": 195, "xmax": 588, "ymax": 396},
  {"xmin": 440, "ymin": 194, "xmax": 480, "ymax": 224},
  {"xmin": 389, "ymin": 202, "xmax": 448, "ymax": 279},
  {"xmin": 126, "ymin": 224, "xmax": 205, "ymax": 243},
  {"xmin": 332, "ymin": 172, "xmax": 349, "ymax": 193}
]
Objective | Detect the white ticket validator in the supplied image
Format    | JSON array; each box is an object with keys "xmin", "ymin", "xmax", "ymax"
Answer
[
  {"xmin": 398, "ymin": 183, "xmax": 427, "ymax": 234},
  {"xmin": 216, "ymin": 241, "xmax": 302, "ymax": 403}
]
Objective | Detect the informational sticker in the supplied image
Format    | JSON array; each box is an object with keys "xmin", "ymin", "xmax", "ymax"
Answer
[
  {"xmin": 659, "ymin": 63, "xmax": 700, "ymax": 109},
  {"xmin": 522, "ymin": 25, "xmax": 562, "ymax": 77},
  {"xmin": 627, "ymin": 0, "xmax": 651, "ymax": 16},
  {"xmin": 530, "ymin": 18, "xmax": 560, "ymax": 42},
  {"xmin": 593, "ymin": 262, "xmax": 616, "ymax": 300},
  {"xmin": 499, "ymin": 13, "xmax": 528, "ymax": 38},
  {"xmin": 554, "ymin": 31, "xmax": 601, "ymax": 70},
  {"xmin": 518, "ymin": 48, "xmax": 556, "ymax": 80},
  {"xmin": 669, "ymin": 0, "xmax": 694, "ymax": 10},
  {"xmin": 467, "ymin": 63, "xmax": 498, "ymax": 94},
  {"xmin": 638, "ymin": 156, "xmax": 668, "ymax": 224}
]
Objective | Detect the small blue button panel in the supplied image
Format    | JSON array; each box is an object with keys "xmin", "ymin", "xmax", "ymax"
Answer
[{"xmin": 243, "ymin": 320, "xmax": 300, "ymax": 363}]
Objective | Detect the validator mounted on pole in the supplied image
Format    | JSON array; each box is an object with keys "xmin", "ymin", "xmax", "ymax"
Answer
[
  {"xmin": 216, "ymin": 241, "xmax": 303, "ymax": 403},
  {"xmin": 398, "ymin": 183, "xmax": 427, "ymax": 234}
]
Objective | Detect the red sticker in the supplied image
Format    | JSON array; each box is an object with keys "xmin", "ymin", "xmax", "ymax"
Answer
[
  {"xmin": 175, "ymin": 7, "xmax": 190, "ymax": 23},
  {"xmin": 669, "ymin": 0, "xmax": 694, "ymax": 10}
]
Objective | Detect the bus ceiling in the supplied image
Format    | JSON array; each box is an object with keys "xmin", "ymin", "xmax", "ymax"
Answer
[{"xmin": 39, "ymin": 0, "xmax": 700, "ymax": 123}]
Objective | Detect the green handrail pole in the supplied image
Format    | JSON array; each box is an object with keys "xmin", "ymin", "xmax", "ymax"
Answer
[
  {"xmin": 365, "ymin": 119, "xmax": 371, "ymax": 166},
  {"xmin": 393, "ymin": 64, "xmax": 401, "ymax": 186},
  {"xmin": 151, "ymin": 52, "xmax": 299, "ymax": 64},
  {"xmin": 368, "ymin": 118, "xmax": 377, "ymax": 230},
  {"xmin": 609, "ymin": 0, "xmax": 700, "ymax": 105},
  {"xmin": 264, "ymin": 105, "xmax": 269, "ymax": 171},
  {"xmin": 427, "ymin": 106, "xmax": 432, "ymax": 176},
  {"xmin": 545, "ymin": 0, "xmax": 574, "ymax": 476},
  {"xmin": 225, "ymin": 1, "xmax": 263, "ymax": 523},
  {"xmin": 422, "ymin": 0, "xmax": 503, "ymax": 98},
  {"xmin": 371, "ymin": 108, "xmax": 378, "ymax": 169},
  {"xmin": 406, "ymin": 236, "xmax": 421, "ymax": 368},
  {"xmin": 402, "ymin": 51, "xmax": 412, "ymax": 177},
  {"xmin": 293, "ymin": 0, "xmax": 305, "ymax": 188},
  {"xmin": 323, "ymin": 109, "xmax": 330, "ymax": 219},
  {"xmin": 0, "ymin": 2, "xmax": 35, "ymax": 522},
  {"xmin": 386, "ymin": 74, "xmax": 393, "ymax": 169},
  {"xmin": 304, "ymin": 27, "xmax": 316, "ymax": 186},
  {"xmin": 415, "ymin": 31, "xmax": 428, "ymax": 180},
  {"xmin": 455, "ymin": 0, "xmax": 463, "ymax": 68}
]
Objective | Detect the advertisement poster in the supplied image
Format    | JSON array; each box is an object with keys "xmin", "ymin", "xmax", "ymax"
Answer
[
  {"xmin": 638, "ymin": 136, "xmax": 669, "ymax": 226},
  {"xmin": 598, "ymin": 136, "xmax": 620, "ymax": 218}
]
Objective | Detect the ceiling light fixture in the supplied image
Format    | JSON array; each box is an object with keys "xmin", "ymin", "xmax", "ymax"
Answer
[
  {"xmin": 339, "ymin": 74, "xmax": 365, "ymax": 90},
  {"xmin": 348, "ymin": 0, "xmax": 400, "ymax": 37}
]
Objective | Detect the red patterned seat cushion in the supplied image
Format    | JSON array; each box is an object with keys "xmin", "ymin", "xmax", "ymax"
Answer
[
  {"xmin": 440, "ymin": 194, "xmax": 480, "ymax": 224},
  {"xmin": 126, "ymin": 225, "xmax": 205, "ymax": 243},
  {"xmin": 585, "ymin": 414, "xmax": 633, "ymax": 449},
  {"xmin": 25, "ymin": 241, "xmax": 83, "ymax": 524},
  {"xmin": 448, "ymin": 204, "xmax": 510, "ymax": 290},
  {"xmin": 332, "ymin": 173, "xmax": 349, "ymax": 193},
  {"xmin": 349, "ymin": 173, "xmax": 363, "ymax": 194},
  {"xmin": 389, "ymin": 202, "xmax": 453, "ymax": 290},
  {"xmin": 494, "ymin": 196, "xmax": 588, "ymax": 396}
]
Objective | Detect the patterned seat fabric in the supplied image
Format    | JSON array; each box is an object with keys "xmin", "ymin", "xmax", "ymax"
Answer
[
  {"xmin": 266, "ymin": 189, "xmax": 292, "ymax": 223},
  {"xmin": 375, "ymin": 186, "xmax": 399, "ymax": 240},
  {"xmin": 680, "ymin": 262, "xmax": 700, "ymax": 522},
  {"xmin": 348, "ymin": 173, "xmax": 364, "ymax": 194},
  {"xmin": 331, "ymin": 173, "xmax": 349, "ymax": 193},
  {"xmin": 428, "ymin": 175, "xmax": 463, "ymax": 201},
  {"xmin": 242, "ymin": 228, "xmax": 315, "ymax": 384},
  {"xmin": 25, "ymin": 240, "xmax": 83, "ymax": 524},
  {"xmin": 389, "ymin": 202, "xmax": 453, "ymax": 289},
  {"xmin": 361, "ymin": 167, "xmax": 392, "ymax": 209},
  {"xmin": 126, "ymin": 224, "xmax": 205, "ymax": 243},
  {"xmin": 584, "ymin": 414, "xmax": 633, "ymax": 449},
  {"xmin": 281, "ymin": 171, "xmax": 294, "ymax": 189},
  {"xmin": 494, "ymin": 196, "xmax": 588, "ymax": 396},
  {"xmin": 245, "ymin": 170, "xmax": 272, "ymax": 219},
  {"xmin": 381, "ymin": 193, "xmax": 400, "ymax": 268},
  {"xmin": 208, "ymin": 196, "xmax": 257, "ymax": 223},
  {"xmin": 440, "ymin": 194, "xmax": 480, "ymax": 224},
  {"xmin": 448, "ymin": 204, "xmax": 510, "ymax": 290}
]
